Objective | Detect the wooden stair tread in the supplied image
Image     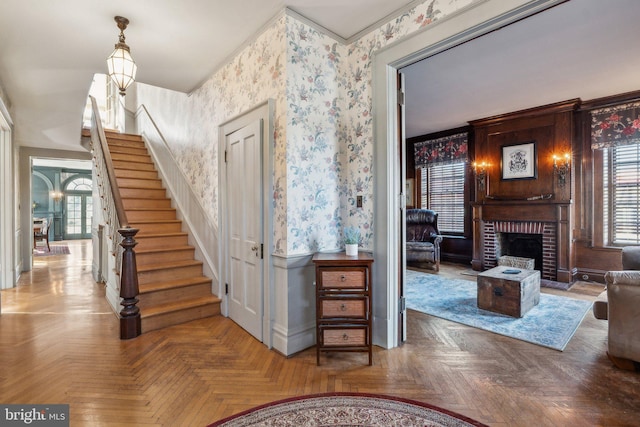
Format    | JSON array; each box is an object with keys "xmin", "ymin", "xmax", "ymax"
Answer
[
  {"xmin": 139, "ymin": 276, "xmax": 211, "ymax": 294},
  {"xmin": 117, "ymin": 178, "xmax": 162, "ymax": 183},
  {"xmin": 117, "ymin": 185, "xmax": 165, "ymax": 190},
  {"xmin": 129, "ymin": 220, "xmax": 182, "ymax": 226},
  {"xmin": 141, "ymin": 296, "xmax": 221, "ymax": 318},
  {"xmin": 117, "ymin": 179, "xmax": 163, "ymax": 183},
  {"xmin": 122, "ymin": 196, "xmax": 171, "ymax": 201},
  {"xmin": 118, "ymin": 181, "xmax": 162, "ymax": 184},
  {"xmin": 108, "ymin": 143, "xmax": 144, "ymax": 148},
  {"xmin": 108, "ymin": 143, "xmax": 145, "ymax": 148},
  {"xmin": 109, "ymin": 147, "xmax": 147, "ymax": 153},
  {"xmin": 137, "ymin": 259, "xmax": 203, "ymax": 272},
  {"xmin": 105, "ymin": 131, "xmax": 141, "ymax": 138},
  {"xmin": 107, "ymin": 140, "xmax": 144, "ymax": 146},
  {"xmin": 108, "ymin": 141, "xmax": 144, "ymax": 145},
  {"xmin": 113, "ymin": 166, "xmax": 155, "ymax": 172},
  {"xmin": 136, "ymin": 232, "xmax": 188, "ymax": 238},
  {"xmin": 119, "ymin": 185, "xmax": 165, "ymax": 190},
  {"xmin": 106, "ymin": 130, "xmax": 218, "ymax": 334},
  {"xmin": 125, "ymin": 207, "xmax": 176, "ymax": 211},
  {"xmin": 136, "ymin": 245, "xmax": 194, "ymax": 255},
  {"xmin": 112, "ymin": 158, "xmax": 153, "ymax": 165}
]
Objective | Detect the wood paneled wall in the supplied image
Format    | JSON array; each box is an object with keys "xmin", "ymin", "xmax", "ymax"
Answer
[
  {"xmin": 408, "ymin": 91, "xmax": 640, "ymax": 280},
  {"xmin": 469, "ymin": 100, "xmax": 579, "ymax": 282},
  {"xmin": 470, "ymin": 99, "xmax": 578, "ymax": 203}
]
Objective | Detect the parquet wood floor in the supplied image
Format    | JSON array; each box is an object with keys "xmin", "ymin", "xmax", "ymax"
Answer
[{"xmin": 1, "ymin": 241, "xmax": 639, "ymax": 426}]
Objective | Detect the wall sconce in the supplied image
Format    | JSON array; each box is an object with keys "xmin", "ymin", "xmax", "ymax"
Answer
[
  {"xmin": 50, "ymin": 191, "xmax": 64, "ymax": 202},
  {"xmin": 106, "ymin": 16, "xmax": 137, "ymax": 96},
  {"xmin": 553, "ymin": 153, "xmax": 571, "ymax": 187},
  {"xmin": 473, "ymin": 161, "xmax": 488, "ymax": 192}
]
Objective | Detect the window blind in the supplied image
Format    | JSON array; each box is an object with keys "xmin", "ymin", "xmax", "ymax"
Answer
[
  {"xmin": 420, "ymin": 162, "xmax": 465, "ymax": 233},
  {"xmin": 607, "ymin": 143, "xmax": 640, "ymax": 245}
]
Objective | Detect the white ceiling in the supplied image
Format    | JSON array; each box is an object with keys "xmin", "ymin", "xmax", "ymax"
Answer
[
  {"xmin": 403, "ymin": 0, "xmax": 640, "ymax": 137},
  {"xmin": 0, "ymin": 0, "xmax": 419, "ymax": 151},
  {"xmin": 1, "ymin": 0, "xmax": 639, "ymax": 152}
]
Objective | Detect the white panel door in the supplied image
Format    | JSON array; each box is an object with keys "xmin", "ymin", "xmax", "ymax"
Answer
[{"xmin": 226, "ymin": 119, "xmax": 263, "ymax": 341}]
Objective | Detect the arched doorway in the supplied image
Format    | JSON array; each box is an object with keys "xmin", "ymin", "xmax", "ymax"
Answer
[{"xmin": 63, "ymin": 176, "xmax": 93, "ymax": 240}]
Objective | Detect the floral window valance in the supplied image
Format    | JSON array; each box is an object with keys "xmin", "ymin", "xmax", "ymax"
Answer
[
  {"xmin": 591, "ymin": 101, "xmax": 640, "ymax": 150},
  {"xmin": 414, "ymin": 132, "xmax": 468, "ymax": 168}
]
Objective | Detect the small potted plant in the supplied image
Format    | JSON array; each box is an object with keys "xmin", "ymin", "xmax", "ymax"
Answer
[{"xmin": 344, "ymin": 226, "xmax": 361, "ymax": 256}]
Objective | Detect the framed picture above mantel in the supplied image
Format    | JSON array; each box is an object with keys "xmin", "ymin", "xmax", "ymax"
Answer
[{"xmin": 501, "ymin": 141, "xmax": 537, "ymax": 180}]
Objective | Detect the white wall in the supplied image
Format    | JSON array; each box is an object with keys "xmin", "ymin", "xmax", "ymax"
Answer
[{"xmin": 0, "ymin": 96, "xmax": 15, "ymax": 290}]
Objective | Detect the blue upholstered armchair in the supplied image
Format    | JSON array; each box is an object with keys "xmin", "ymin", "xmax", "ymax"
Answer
[{"xmin": 405, "ymin": 209, "xmax": 443, "ymax": 271}]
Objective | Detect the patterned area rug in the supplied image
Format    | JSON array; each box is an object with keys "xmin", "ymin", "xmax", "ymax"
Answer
[
  {"xmin": 406, "ymin": 270, "xmax": 592, "ymax": 351},
  {"xmin": 209, "ymin": 393, "xmax": 487, "ymax": 427},
  {"xmin": 33, "ymin": 244, "xmax": 70, "ymax": 257}
]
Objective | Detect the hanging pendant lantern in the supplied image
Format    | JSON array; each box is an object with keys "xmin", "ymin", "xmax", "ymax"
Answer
[{"xmin": 106, "ymin": 16, "xmax": 137, "ymax": 96}]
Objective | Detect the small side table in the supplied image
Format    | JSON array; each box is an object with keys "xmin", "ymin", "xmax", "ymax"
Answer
[{"xmin": 312, "ymin": 252, "xmax": 374, "ymax": 366}]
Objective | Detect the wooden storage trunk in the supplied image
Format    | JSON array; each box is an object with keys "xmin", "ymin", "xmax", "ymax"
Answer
[{"xmin": 477, "ymin": 266, "xmax": 541, "ymax": 317}]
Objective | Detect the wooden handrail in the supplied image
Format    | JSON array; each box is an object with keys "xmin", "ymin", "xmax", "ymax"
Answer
[{"xmin": 90, "ymin": 96, "xmax": 129, "ymax": 227}]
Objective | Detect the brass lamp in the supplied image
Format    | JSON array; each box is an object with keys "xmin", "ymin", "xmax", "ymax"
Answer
[{"xmin": 106, "ymin": 16, "xmax": 137, "ymax": 96}]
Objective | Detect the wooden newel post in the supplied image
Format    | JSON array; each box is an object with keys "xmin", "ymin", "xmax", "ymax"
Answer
[{"xmin": 119, "ymin": 227, "xmax": 141, "ymax": 339}]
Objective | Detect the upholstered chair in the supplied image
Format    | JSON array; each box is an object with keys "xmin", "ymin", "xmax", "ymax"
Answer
[
  {"xmin": 405, "ymin": 209, "xmax": 443, "ymax": 271},
  {"xmin": 595, "ymin": 246, "xmax": 640, "ymax": 370}
]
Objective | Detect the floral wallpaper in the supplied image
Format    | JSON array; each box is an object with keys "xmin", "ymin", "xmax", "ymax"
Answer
[
  {"xmin": 284, "ymin": 21, "xmax": 347, "ymax": 253},
  {"xmin": 135, "ymin": 0, "xmax": 478, "ymax": 256},
  {"xmin": 136, "ymin": 16, "xmax": 288, "ymax": 252},
  {"xmin": 341, "ymin": 0, "xmax": 475, "ymax": 251}
]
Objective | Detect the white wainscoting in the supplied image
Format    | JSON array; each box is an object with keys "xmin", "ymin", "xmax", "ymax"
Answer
[{"xmin": 271, "ymin": 253, "xmax": 316, "ymax": 356}]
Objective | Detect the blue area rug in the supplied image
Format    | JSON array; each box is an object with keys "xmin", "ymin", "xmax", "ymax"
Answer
[{"xmin": 406, "ymin": 270, "xmax": 592, "ymax": 351}]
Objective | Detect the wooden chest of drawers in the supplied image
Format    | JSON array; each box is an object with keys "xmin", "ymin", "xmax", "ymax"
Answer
[{"xmin": 312, "ymin": 252, "xmax": 374, "ymax": 365}]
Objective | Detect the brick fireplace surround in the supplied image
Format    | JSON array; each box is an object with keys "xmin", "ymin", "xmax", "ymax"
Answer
[
  {"xmin": 472, "ymin": 202, "xmax": 574, "ymax": 284},
  {"xmin": 482, "ymin": 221, "xmax": 556, "ymax": 280}
]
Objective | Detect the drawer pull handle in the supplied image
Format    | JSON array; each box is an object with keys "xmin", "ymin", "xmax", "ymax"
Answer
[
  {"xmin": 340, "ymin": 275, "xmax": 347, "ymax": 281},
  {"xmin": 343, "ymin": 333, "xmax": 349, "ymax": 340},
  {"xmin": 340, "ymin": 304, "xmax": 347, "ymax": 311}
]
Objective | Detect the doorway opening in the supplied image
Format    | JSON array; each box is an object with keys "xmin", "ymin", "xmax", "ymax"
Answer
[{"xmin": 374, "ymin": 1, "xmax": 566, "ymax": 349}]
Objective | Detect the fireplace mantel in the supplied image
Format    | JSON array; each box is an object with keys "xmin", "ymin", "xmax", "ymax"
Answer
[
  {"xmin": 469, "ymin": 99, "xmax": 578, "ymax": 284},
  {"xmin": 472, "ymin": 201, "xmax": 575, "ymax": 283},
  {"xmin": 474, "ymin": 199, "xmax": 570, "ymax": 222}
]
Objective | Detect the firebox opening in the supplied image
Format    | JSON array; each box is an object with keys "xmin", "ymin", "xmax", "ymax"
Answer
[{"xmin": 496, "ymin": 232, "xmax": 543, "ymax": 271}]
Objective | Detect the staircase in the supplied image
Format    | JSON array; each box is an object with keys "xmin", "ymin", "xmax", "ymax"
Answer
[{"xmin": 104, "ymin": 130, "xmax": 220, "ymax": 333}]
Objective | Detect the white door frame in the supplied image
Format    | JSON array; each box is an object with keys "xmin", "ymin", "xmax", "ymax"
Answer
[
  {"xmin": 219, "ymin": 100, "xmax": 275, "ymax": 348},
  {"xmin": 18, "ymin": 148, "xmax": 92, "ymax": 272},
  {"xmin": 372, "ymin": 0, "xmax": 566, "ymax": 348},
  {"xmin": 0, "ymin": 99, "xmax": 14, "ymax": 290}
]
